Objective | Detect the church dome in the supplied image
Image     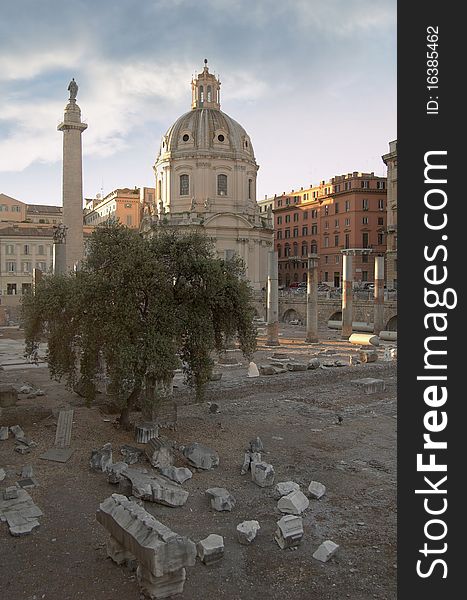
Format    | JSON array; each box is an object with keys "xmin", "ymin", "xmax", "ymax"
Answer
[{"xmin": 157, "ymin": 60, "xmax": 255, "ymax": 163}]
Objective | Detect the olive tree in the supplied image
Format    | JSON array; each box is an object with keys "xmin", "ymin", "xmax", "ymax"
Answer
[{"xmin": 22, "ymin": 223, "xmax": 257, "ymax": 428}]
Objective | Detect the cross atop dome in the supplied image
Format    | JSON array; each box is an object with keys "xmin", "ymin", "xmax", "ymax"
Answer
[{"xmin": 191, "ymin": 59, "xmax": 221, "ymax": 110}]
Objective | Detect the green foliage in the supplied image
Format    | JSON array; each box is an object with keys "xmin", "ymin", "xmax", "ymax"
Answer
[{"xmin": 22, "ymin": 223, "xmax": 257, "ymax": 416}]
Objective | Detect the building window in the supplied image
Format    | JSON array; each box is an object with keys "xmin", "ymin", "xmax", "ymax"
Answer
[
  {"xmin": 302, "ymin": 226, "xmax": 308, "ymax": 236},
  {"xmin": 285, "ymin": 244, "xmax": 291, "ymax": 257},
  {"xmin": 324, "ymin": 221, "xmax": 329, "ymax": 229},
  {"xmin": 38, "ymin": 245, "xmax": 45, "ymax": 255},
  {"xmin": 22, "ymin": 261, "xmax": 31, "ymax": 273},
  {"xmin": 378, "ymin": 217, "xmax": 384, "ymax": 225},
  {"xmin": 303, "ymin": 210, "xmax": 308, "ymax": 220},
  {"xmin": 334, "ymin": 234, "xmax": 339, "ymax": 247},
  {"xmin": 36, "ymin": 261, "xmax": 47, "ymax": 271},
  {"xmin": 335, "ymin": 184, "xmax": 340, "ymax": 192},
  {"xmin": 6, "ymin": 244, "xmax": 15, "ymax": 255},
  {"xmin": 293, "ymin": 212, "xmax": 299, "ymax": 222},
  {"xmin": 362, "ymin": 198, "xmax": 369, "ymax": 211},
  {"xmin": 311, "ymin": 209, "xmax": 318, "ymax": 219},
  {"xmin": 362, "ymin": 217, "xmax": 368, "ymax": 224},
  {"xmin": 324, "ymin": 271, "xmax": 329, "ymax": 282},
  {"xmin": 294, "ymin": 196, "xmax": 299, "ymax": 203},
  {"xmin": 7, "ymin": 283, "xmax": 17, "ymax": 295},
  {"xmin": 293, "ymin": 243, "xmax": 298, "ymax": 256},
  {"xmin": 345, "ymin": 200, "xmax": 350, "ymax": 212},
  {"xmin": 127, "ymin": 215, "xmax": 133, "ymax": 226},
  {"xmin": 324, "ymin": 237, "xmax": 329, "ymax": 248},
  {"xmin": 285, "ymin": 215, "xmax": 290, "ymax": 223},
  {"xmin": 277, "ymin": 216, "xmax": 282, "ymax": 225},
  {"xmin": 199, "ymin": 85, "xmax": 204, "ymax": 103},
  {"xmin": 345, "ymin": 218, "xmax": 351, "ymax": 226},
  {"xmin": 285, "ymin": 229, "xmax": 290, "ymax": 238},
  {"xmin": 362, "ymin": 254, "xmax": 369, "ymax": 263},
  {"xmin": 180, "ymin": 174, "xmax": 189, "ymax": 196},
  {"xmin": 362, "ymin": 232, "xmax": 369, "ymax": 248},
  {"xmin": 334, "ymin": 219, "xmax": 339, "ymax": 227},
  {"xmin": 324, "ymin": 205, "xmax": 329, "ymax": 215},
  {"xmin": 285, "ymin": 197, "xmax": 290, "ymax": 205},
  {"xmin": 248, "ymin": 179, "xmax": 253, "ymax": 200},
  {"xmin": 217, "ymin": 174, "xmax": 228, "ymax": 196},
  {"xmin": 335, "ymin": 255, "xmax": 339, "ymax": 264},
  {"xmin": 293, "ymin": 227, "xmax": 299, "ymax": 238},
  {"xmin": 277, "ymin": 245, "xmax": 282, "ymax": 258},
  {"xmin": 361, "ymin": 180, "xmax": 369, "ymax": 189},
  {"xmin": 344, "ymin": 182, "xmax": 351, "ymax": 191},
  {"xmin": 335, "ymin": 202, "xmax": 339, "ymax": 214},
  {"xmin": 22, "ymin": 283, "xmax": 32, "ymax": 295},
  {"xmin": 311, "ymin": 224, "xmax": 318, "ymax": 235},
  {"xmin": 6, "ymin": 261, "xmax": 16, "ymax": 273},
  {"xmin": 23, "ymin": 244, "xmax": 30, "ymax": 255},
  {"xmin": 302, "ymin": 243, "xmax": 308, "ymax": 256},
  {"xmin": 378, "ymin": 233, "xmax": 384, "ymax": 245},
  {"xmin": 345, "ymin": 233, "xmax": 350, "ymax": 248},
  {"xmin": 311, "ymin": 243, "xmax": 317, "ymax": 254},
  {"xmin": 362, "ymin": 270, "xmax": 369, "ymax": 281},
  {"xmin": 277, "ymin": 230, "xmax": 282, "ymax": 240},
  {"xmin": 378, "ymin": 198, "xmax": 384, "ymax": 210},
  {"xmin": 377, "ymin": 181, "xmax": 386, "ymax": 189}
]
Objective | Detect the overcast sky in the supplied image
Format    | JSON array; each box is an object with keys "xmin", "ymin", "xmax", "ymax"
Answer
[{"xmin": 0, "ymin": 0, "xmax": 396, "ymax": 206}]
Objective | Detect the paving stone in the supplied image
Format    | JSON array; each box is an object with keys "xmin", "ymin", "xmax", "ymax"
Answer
[
  {"xmin": 251, "ymin": 461, "xmax": 275, "ymax": 487},
  {"xmin": 351, "ymin": 378, "xmax": 386, "ymax": 394},
  {"xmin": 205, "ymin": 487, "xmax": 236, "ymax": 511},
  {"xmin": 0, "ymin": 426, "xmax": 9, "ymax": 441},
  {"xmin": 236, "ymin": 520, "xmax": 260, "ymax": 545},
  {"xmin": 274, "ymin": 515, "xmax": 304, "ymax": 549},
  {"xmin": 120, "ymin": 444, "xmax": 143, "ymax": 465},
  {"xmin": 6, "ymin": 512, "xmax": 40, "ymax": 536},
  {"xmin": 197, "ymin": 534, "xmax": 224, "ymax": 565},
  {"xmin": 54, "ymin": 409, "xmax": 74, "ymax": 448},
  {"xmin": 107, "ymin": 462, "xmax": 128, "ymax": 484},
  {"xmin": 247, "ymin": 361, "xmax": 260, "ymax": 377},
  {"xmin": 277, "ymin": 490, "xmax": 309, "ymax": 515},
  {"xmin": 308, "ymin": 481, "xmax": 326, "ymax": 499},
  {"xmin": 274, "ymin": 481, "xmax": 300, "ymax": 498},
  {"xmin": 181, "ymin": 442, "xmax": 219, "ymax": 470},
  {"xmin": 17, "ymin": 478, "xmax": 38, "ymax": 489},
  {"xmin": 159, "ymin": 466, "xmax": 192, "ymax": 484},
  {"xmin": 39, "ymin": 448, "xmax": 74, "ymax": 463},
  {"xmin": 313, "ymin": 540, "xmax": 339, "ymax": 562},
  {"xmin": 134, "ymin": 422, "xmax": 159, "ymax": 444},
  {"xmin": 0, "ymin": 384, "xmax": 18, "ymax": 407},
  {"xmin": 146, "ymin": 437, "xmax": 175, "ymax": 468},
  {"xmin": 90, "ymin": 443, "xmax": 112, "ymax": 472}
]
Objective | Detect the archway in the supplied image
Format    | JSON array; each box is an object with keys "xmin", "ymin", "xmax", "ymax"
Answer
[
  {"xmin": 386, "ymin": 315, "xmax": 397, "ymax": 331},
  {"xmin": 283, "ymin": 308, "xmax": 302, "ymax": 323},
  {"xmin": 329, "ymin": 310, "xmax": 342, "ymax": 322}
]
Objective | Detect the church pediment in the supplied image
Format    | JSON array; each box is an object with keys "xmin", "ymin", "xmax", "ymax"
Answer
[{"xmin": 204, "ymin": 212, "xmax": 254, "ymax": 229}]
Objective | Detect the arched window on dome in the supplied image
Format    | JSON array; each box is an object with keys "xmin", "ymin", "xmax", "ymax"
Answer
[
  {"xmin": 207, "ymin": 85, "xmax": 212, "ymax": 102},
  {"xmin": 180, "ymin": 174, "xmax": 189, "ymax": 196},
  {"xmin": 199, "ymin": 85, "xmax": 204, "ymax": 104},
  {"xmin": 217, "ymin": 174, "xmax": 227, "ymax": 196}
]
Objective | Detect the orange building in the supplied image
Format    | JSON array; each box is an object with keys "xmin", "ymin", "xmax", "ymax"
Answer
[
  {"xmin": 272, "ymin": 172, "xmax": 387, "ymax": 287},
  {"xmin": 84, "ymin": 187, "xmax": 155, "ymax": 229}
]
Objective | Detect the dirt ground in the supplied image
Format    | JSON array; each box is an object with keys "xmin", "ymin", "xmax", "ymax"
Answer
[{"xmin": 0, "ymin": 324, "xmax": 397, "ymax": 600}]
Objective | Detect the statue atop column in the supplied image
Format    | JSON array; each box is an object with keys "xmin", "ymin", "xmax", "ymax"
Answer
[
  {"xmin": 68, "ymin": 78, "xmax": 78, "ymax": 100},
  {"xmin": 53, "ymin": 223, "xmax": 68, "ymax": 244}
]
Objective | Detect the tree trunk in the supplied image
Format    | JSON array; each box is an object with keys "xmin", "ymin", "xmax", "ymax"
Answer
[{"xmin": 119, "ymin": 383, "xmax": 142, "ymax": 431}]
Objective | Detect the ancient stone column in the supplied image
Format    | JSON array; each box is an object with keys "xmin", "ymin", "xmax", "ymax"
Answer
[
  {"xmin": 373, "ymin": 255, "xmax": 385, "ymax": 335},
  {"xmin": 52, "ymin": 223, "xmax": 68, "ymax": 275},
  {"xmin": 341, "ymin": 253, "xmax": 353, "ymax": 339},
  {"xmin": 305, "ymin": 254, "xmax": 319, "ymax": 343},
  {"xmin": 266, "ymin": 251, "xmax": 280, "ymax": 346},
  {"xmin": 58, "ymin": 80, "xmax": 87, "ymax": 271}
]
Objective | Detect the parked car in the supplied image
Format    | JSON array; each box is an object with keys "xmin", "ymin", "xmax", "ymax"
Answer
[{"xmin": 297, "ymin": 281, "xmax": 307, "ymax": 288}]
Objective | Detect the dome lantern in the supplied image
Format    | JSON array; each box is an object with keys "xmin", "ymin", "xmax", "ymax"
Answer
[{"xmin": 191, "ymin": 59, "xmax": 221, "ymax": 110}]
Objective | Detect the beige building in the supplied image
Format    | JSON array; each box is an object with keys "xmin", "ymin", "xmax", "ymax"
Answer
[
  {"xmin": 0, "ymin": 193, "xmax": 27, "ymax": 222},
  {"xmin": 84, "ymin": 187, "xmax": 155, "ymax": 229},
  {"xmin": 151, "ymin": 61, "xmax": 273, "ymax": 289},
  {"xmin": 382, "ymin": 140, "xmax": 397, "ymax": 288},
  {"xmin": 26, "ymin": 204, "xmax": 62, "ymax": 224}
]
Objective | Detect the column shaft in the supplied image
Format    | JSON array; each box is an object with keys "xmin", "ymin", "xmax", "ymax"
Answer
[
  {"xmin": 341, "ymin": 254, "xmax": 353, "ymax": 339},
  {"xmin": 266, "ymin": 251, "xmax": 279, "ymax": 346},
  {"xmin": 373, "ymin": 256, "xmax": 385, "ymax": 335}
]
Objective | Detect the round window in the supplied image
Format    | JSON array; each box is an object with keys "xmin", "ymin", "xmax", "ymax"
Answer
[
  {"xmin": 182, "ymin": 134, "xmax": 189, "ymax": 142},
  {"xmin": 217, "ymin": 134, "xmax": 225, "ymax": 142}
]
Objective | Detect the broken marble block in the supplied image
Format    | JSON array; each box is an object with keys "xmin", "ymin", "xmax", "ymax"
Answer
[
  {"xmin": 313, "ymin": 540, "xmax": 339, "ymax": 562},
  {"xmin": 159, "ymin": 466, "xmax": 192, "ymax": 484},
  {"xmin": 90, "ymin": 443, "xmax": 112, "ymax": 472},
  {"xmin": 351, "ymin": 378, "xmax": 386, "ymax": 394},
  {"xmin": 259, "ymin": 365, "xmax": 276, "ymax": 376},
  {"xmin": 21, "ymin": 465, "xmax": 33, "ymax": 479},
  {"xmin": 0, "ymin": 426, "xmax": 10, "ymax": 441},
  {"xmin": 9, "ymin": 425, "xmax": 25, "ymax": 439},
  {"xmin": 119, "ymin": 468, "xmax": 189, "ymax": 507},
  {"xmin": 307, "ymin": 358, "xmax": 321, "ymax": 370},
  {"xmin": 236, "ymin": 520, "xmax": 260, "ymax": 545},
  {"xmin": 247, "ymin": 361, "xmax": 260, "ymax": 378},
  {"xmin": 197, "ymin": 534, "xmax": 224, "ymax": 565},
  {"xmin": 287, "ymin": 362, "xmax": 308, "ymax": 372},
  {"xmin": 274, "ymin": 481, "xmax": 300, "ymax": 499},
  {"xmin": 0, "ymin": 468, "xmax": 5, "ymax": 481},
  {"xmin": 359, "ymin": 350, "xmax": 378, "ymax": 363},
  {"xmin": 181, "ymin": 442, "xmax": 219, "ymax": 470},
  {"xmin": 277, "ymin": 490, "xmax": 309, "ymax": 515},
  {"xmin": 14, "ymin": 445, "xmax": 31, "ymax": 455},
  {"xmin": 205, "ymin": 488, "xmax": 236, "ymax": 512},
  {"xmin": 0, "ymin": 487, "xmax": 43, "ymax": 537},
  {"xmin": 251, "ymin": 461, "xmax": 275, "ymax": 487},
  {"xmin": 120, "ymin": 444, "xmax": 144, "ymax": 465},
  {"xmin": 274, "ymin": 515, "xmax": 304, "ymax": 549},
  {"xmin": 134, "ymin": 422, "xmax": 159, "ymax": 444},
  {"xmin": 107, "ymin": 462, "xmax": 129, "ymax": 484},
  {"xmin": 19, "ymin": 385, "xmax": 32, "ymax": 394},
  {"xmin": 308, "ymin": 481, "xmax": 326, "ymax": 499},
  {"xmin": 249, "ymin": 436, "xmax": 264, "ymax": 453},
  {"xmin": 240, "ymin": 452, "xmax": 252, "ymax": 475},
  {"xmin": 3, "ymin": 486, "xmax": 18, "ymax": 500},
  {"xmin": 96, "ymin": 494, "xmax": 196, "ymax": 599},
  {"xmin": 146, "ymin": 437, "xmax": 175, "ymax": 469}
]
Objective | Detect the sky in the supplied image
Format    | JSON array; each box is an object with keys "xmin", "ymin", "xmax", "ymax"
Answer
[{"xmin": 0, "ymin": 0, "xmax": 396, "ymax": 206}]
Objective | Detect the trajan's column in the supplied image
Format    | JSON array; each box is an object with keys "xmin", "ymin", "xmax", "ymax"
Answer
[{"xmin": 58, "ymin": 78, "xmax": 87, "ymax": 270}]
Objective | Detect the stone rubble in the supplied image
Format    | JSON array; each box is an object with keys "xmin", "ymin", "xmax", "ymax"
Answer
[
  {"xmin": 236, "ymin": 520, "xmax": 260, "ymax": 545},
  {"xmin": 308, "ymin": 481, "xmax": 326, "ymax": 499},
  {"xmin": 21, "ymin": 465, "xmax": 33, "ymax": 479},
  {"xmin": 107, "ymin": 462, "xmax": 129, "ymax": 484},
  {"xmin": 119, "ymin": 468, "xmax": 189, "ymax": 507},
  {"xmin": 359, "ymin": 349, "xmax": 378, "ymax": 363},
  {"xmin": 274, "ymin": 515, "xmax": 304, "ymax": 549},
  {"xmin": 0, "ymin": 426, "xmax": 9, "ymax": 440},
  {"xmin": 181, "ymin": 442, "xmax": 219, "ymax": 470},
  {"xmin": 307, "ymin": 358, "xmax": 321, "ymax": 370},
  {"xmin": 0, "ymin": 468, "xmax": 5, "ymax": 481},
  {"xmin": 286, "ymin": 362, "xmax": 308, "ymax": 372},
  {"xmin": 134, "ymin": 422, "xmax": 159, "ymax": 444},
  {"xmin": 277, "ymin": 490, "xmax": 309, "ymax": 515},
  {"xmin": 120, "ymin": 444, "xmax": 143, "ymax": 465},
  {"xmin": 0, "ymin": 384, "xmax": 18, "ymax": 407},
  {"xmin": 3, "ymin": 486, "xmax": 18, "ymax": 500},
  {"xmin": 205, "ymin": 487, "xmax": 236, "ymax": 512},
  {"xmin": 159, "ymin": 466, "xmax": 193, "ymax": 484},
  {"xmin": 251, "ymin": 461, "xmax": 275, "ymax": 487},
  {"xmin": 351, "ymin": 378, "xmax": 386, "ymax": 394},
  {"xmin": 197, "ymin": 534, "xmax": 224, "ymax": 565},
  {"xmin": 0, "ymin": 487, "xmax": 43, "ymax": 536},
  {"xmin": 96, "ymin": 494, "xmax": 196, "ymax": 599},
  {"xmin": 14, "ymin": 445, "xmax": 31, "ymax": 455},
  {"xmin": 19, "ymin": 385, "xmax": 33, "ymax": 394},
  {"xmin": 146, "ymin": 437, "xmax": 175, "ymax": 469},
  {"xmin": 247, "ymin": 361, "xmax": 260, "ymax": 378},
  {"xmin": 249, "ymin": 436, "xmax": 264, "ymax": 453},
  {"xmin": 9, "ymin": 425, "xmax": 25, "ymax": 439},
  {"xmin": 90, "ymin": 443, "xmax": 113, "ymax": 472},
  {"xmin": 313, "ymin": 540, "xmax": 340, "ymax": 562},
  {"xmin": 274, "ymin": 481, "xmax": 300, "ymax": 498}
]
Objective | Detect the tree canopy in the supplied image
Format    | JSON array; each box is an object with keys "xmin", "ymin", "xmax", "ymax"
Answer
[{"xmin": 22, "ymin": 223, "xmax": 257, "ymax": 428}]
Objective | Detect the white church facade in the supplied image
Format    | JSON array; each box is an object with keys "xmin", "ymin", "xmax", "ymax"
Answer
[{"xmin": 145, "ymin": 60, "xmax": 273, "ymax": 290}]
